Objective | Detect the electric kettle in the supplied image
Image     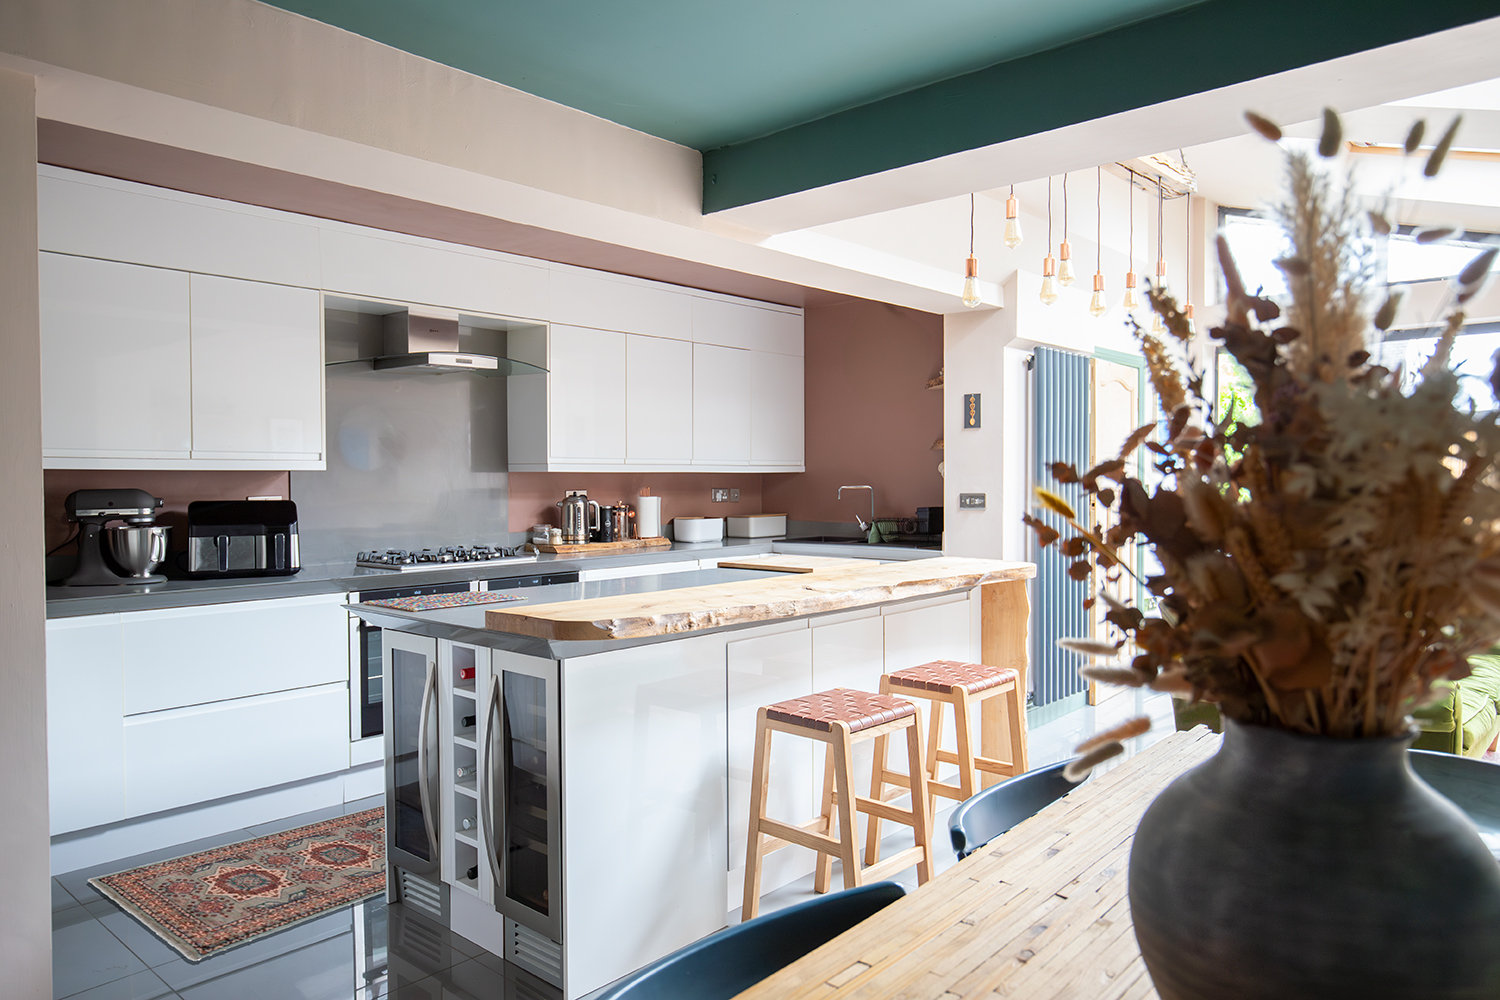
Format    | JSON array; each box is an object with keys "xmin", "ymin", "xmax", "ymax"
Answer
[{"xmin": 557, "ymin": 490, "xmax": 600, "ymax": 544}]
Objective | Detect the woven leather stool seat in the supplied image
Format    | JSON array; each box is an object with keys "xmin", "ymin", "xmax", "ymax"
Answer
[
  {"xmin": 764, "ymin": 688, "xmax": 916, "ymax": 734},
  {"xmin": 889, "ymin": 660, "xmax": 1019, "ymax": 696}
]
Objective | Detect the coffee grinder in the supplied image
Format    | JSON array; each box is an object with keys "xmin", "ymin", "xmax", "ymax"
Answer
[{"xmin": 61, "ymin": 489, "xmax": 166, "ymax": 586}]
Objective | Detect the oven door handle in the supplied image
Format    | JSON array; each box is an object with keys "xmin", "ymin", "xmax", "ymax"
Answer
[
  {"xmin": 479, "ymin": 672, "xmax": 502, "ymax": 897},
  {"xmin": 416, "ymin": 656, "xmax": 438, "ymax": 863}
]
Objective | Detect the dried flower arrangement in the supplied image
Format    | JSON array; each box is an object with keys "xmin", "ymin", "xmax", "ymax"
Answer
[{"xmin": 1029, "ymin": 109, "xmax": 1500, "ymax": 777}]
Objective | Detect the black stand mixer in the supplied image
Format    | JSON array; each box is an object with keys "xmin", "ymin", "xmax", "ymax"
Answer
[{"xmin": 61, "ymin": 489, "xmax": 167, "ymax": 587}]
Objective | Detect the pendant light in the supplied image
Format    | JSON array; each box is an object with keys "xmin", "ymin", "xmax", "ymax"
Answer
[
  {"xmin": 1004, "ymin": 184, "xmax": 1023, "ymax": 249},
  {"xmin": 961, "ymin": 193, "xmax": 981, "ymax": 308},
  {"xmin": 1058, "ymin": 173, "xmax": 1075, "ymax": 286},
  {"xmin": 1039, "ymin": 177, "xmax": 1058, "ymax": 306},
  {"xmin": 1090, "ymin": 166, "xmax": 1107, "ymax": 318},
  {"xmin": 1149, "ymin": 178, "xmax": 1167, "ymax": 335},
  {"xmin": 1122, "ymin": 168, "xmax": 1139, "ymax": 311},
  {"xmin": 1183, "ymin": 192, "xmax": 1195, "ymax": 335}
]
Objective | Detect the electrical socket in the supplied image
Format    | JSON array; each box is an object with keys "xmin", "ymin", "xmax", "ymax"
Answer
[
  {"xmin": 730, "ymin": 488, "xmax": 740, "ymax": 502},
  {"xmin": 711, "ymin": 488, "xmax": 730, "ymax": 502}
]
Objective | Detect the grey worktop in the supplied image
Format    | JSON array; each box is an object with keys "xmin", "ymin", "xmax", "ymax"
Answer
[{"xmin": 43, "ymin": 537, "xmax": 940, "ymax": 618}]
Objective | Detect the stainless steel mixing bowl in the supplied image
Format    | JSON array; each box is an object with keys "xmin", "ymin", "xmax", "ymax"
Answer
[{"xmin": 105, "ymin": 525, "xmax": 170, "ymax": 578}]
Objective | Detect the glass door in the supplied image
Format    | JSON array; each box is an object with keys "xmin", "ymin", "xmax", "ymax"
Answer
[
  {"xmin": 384, "ymin": 630, "xmax": 440, "ymax": 880},
  {"xmin": 481, "ymin": 649, "xmax": 561, "ymax": 942}
]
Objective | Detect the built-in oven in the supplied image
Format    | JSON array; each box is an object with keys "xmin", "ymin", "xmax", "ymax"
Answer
[{"xmin": 349, "ymin": 570, "xmax": 578, "ymax": 745}]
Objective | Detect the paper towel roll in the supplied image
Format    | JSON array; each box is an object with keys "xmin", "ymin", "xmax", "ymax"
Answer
[{"xmin": 636, "ymin": 495, "xmax": 662, "ymax": 538}]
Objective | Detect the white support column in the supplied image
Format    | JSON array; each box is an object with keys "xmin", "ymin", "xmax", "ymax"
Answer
[{"xmin": 0, "ymin": 66, "xmax": 50, "ymax": 1000}]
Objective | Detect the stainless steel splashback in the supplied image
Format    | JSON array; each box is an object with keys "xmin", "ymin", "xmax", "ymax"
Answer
[{"xmin": 291, "ymin": 308, "xmax": 519, "ymax": 570}]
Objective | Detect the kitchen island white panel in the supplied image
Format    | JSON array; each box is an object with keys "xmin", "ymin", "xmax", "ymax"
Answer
[
  {"xmin": 561, "ymin": 632, "xmax": 729, "ymax": 999},
  {"xmin": 320, "ymin": 227, "xmax": 549, "ymax": 320},
  {"xmin": 809, "ymin": 609, "xmax": 887, "ymax": 842},
  {"xmin": 122, "ymin": 683, "xmax": 348, "ymax": 818},
  {"xmin": 40, "ymin": 252, "xmax": 192, "ymax": 462},
  {"xmin": 727, "ymin": 621, "xmax": 817, "ymax": 901},
  {"xmin": 45, "ymin": 615, "xmax": 126, "ymax": 835},
  {"xmin": 884, "ymin": 592, "xmax": 980, "ymax": 757},
  {"xmin": 121, "ymin": 594, "xmax": 349, "ymax": 715},
  {"xmin": 37, "ymin": 167, "xmax": 321, "ymax": 288},
  {"xmin": 189, "ymin": 274, "xmax": 324, "ymax": 464}
]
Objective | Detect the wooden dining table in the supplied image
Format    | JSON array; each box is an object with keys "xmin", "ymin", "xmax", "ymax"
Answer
[{"xmin": 731, "ymin": 726, "xmax": 1221, "ymax": 1000}]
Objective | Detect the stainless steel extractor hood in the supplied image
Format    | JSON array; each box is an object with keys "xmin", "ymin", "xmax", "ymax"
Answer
[{"xmin": 371, "ymin": 309, "xmax": 546, "ymax": 376}]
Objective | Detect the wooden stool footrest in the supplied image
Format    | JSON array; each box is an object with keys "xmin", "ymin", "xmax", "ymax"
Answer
[
  {"xmin": 756, "ymin": 817, "xmax": 843, "ymax": 855},
  {"xmin": 855, "ymin": 796, "xmax": 918, "ymax": 825},
  {"xmin": 860, "ymin": 846, "xmax": 929, "ymax": 884}
]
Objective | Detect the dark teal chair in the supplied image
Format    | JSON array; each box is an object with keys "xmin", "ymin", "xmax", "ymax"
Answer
[
  {"xmin": 948, "ymin": 761, "xmax": 1082, "ymax": 860},
  {"xmin": 593, "ymin": 882, "xmax": 905, "ymax": 1000}
]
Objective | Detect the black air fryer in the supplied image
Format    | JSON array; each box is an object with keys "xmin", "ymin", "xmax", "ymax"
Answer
[{"xmin": 185, "ymin": 500, "xmax": 301, "ymax": 578}]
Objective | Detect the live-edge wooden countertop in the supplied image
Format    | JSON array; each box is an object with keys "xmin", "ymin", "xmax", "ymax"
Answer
[{"xmin": 484, "ymin": 556, "xmax": 1036, "ymax": 641}]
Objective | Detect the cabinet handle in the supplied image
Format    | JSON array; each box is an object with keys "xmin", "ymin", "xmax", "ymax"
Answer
[
  {"xmin": 416, "ymin": 657, "xmax": 438, "ymax": 864},
  {"xmin": 479, "ymin": 673, "xmax": 502, "ymax": 896}
]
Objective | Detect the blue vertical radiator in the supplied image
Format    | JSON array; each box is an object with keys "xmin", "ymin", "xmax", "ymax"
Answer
[{"xmin": 1030, "ymin": 346, "xmax": 1092, "ymax": 709}]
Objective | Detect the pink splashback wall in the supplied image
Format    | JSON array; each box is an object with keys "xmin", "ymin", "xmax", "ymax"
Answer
[
  {"xmin": 43, "ymin": 469, "xmax": 291, "ymax": 552},
  {"xmin": 508, "ymin": 472, "xmax": 764, "ymax": 534},
  {"xmin": 762, "ymin": 298, "xmax": 943, "ymax": 524}
]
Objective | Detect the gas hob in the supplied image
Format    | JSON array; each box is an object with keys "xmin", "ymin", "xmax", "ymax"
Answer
[{"xmin": 355, "ymin": 544, "xmax": 537, "ymax": 572}]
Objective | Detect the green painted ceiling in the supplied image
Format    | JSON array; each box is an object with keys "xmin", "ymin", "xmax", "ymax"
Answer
[{"xmin": 259, "ymin": 0, "xmax": 1209, "ymax": 150}]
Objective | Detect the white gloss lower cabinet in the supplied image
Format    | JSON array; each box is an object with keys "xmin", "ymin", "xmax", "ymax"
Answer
[
  {"xmin": 726, "ymin": 622, "xmax": 815, "ymax": 901},
  {"xmin": 549, "ymin": 324, "xmax": 626, "ymax": 462},
  {"xmin": 692, "ymin": 343, "xmax": 752, "ymax": 465},
  {"xmin": 189, "ymin": 274, "xmax": 323, "ymax": 463},
  {"xmin": 884, "ymin": 594, "xmax": 980, "ymax": 757},
  {"xmin": 625, "ymin": 333, "xmax": 693, "ymax": 464},
  {"xmin": 46, "ymin": 615, "xmax": 126, "ymax": 835},
  {"xmin": 123, "ymin": 684, "xmax": 348, "ymax": 818},
  {"xmin": 39, "ymin": 252, "xmax": 192, "ymax": 462},
  {"xmin": 562, "ymin": 632, "xmax": 728, "ymax": 999},
  {"xmin": 121, "ymin": 594, "xmax": 350, "ymax": 715}
]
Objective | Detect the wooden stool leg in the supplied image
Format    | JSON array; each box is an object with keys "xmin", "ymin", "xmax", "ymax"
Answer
[
  {"xmin": 925, "ymin": 693, "xmax": 943, "ymax": 786},
  {"xmin": 831, "ymin": 721, "xmax": 860, "ymax": 889},
  {"xmin": 865, "ymin": 676, "xmax": 892, "ymax": 866},
  {"xmin": 1007, "ymin": 682, "xmax": 1030, "ymax": 774},
  {"xmin": 814, "ymin": 742, "xmax": 837, "ymax": 893},
  {"xmin": 741, "ymin": 710, "xmax": 774, "ymax": 921},
  {"xmin": 904, "ymin": 716, "xmax": 934, "ymax": 885},
  {"xmin": 951, "ymin": 686, "xmax": 977, "ymax": 803}
]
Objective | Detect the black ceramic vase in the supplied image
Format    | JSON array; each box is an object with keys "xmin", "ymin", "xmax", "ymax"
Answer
[{"xmin": 1129, "ymin": 719, "xmax": 1500, "ymax": 1000}]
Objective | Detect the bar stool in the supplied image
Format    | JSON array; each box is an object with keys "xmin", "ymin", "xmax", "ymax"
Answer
[
  {"xmin": 866, "ymin": 660, "xmax": 1028, "ymax": 859},
  {"xmin": 742, "ymin": 688, "xmax": 934, "ymax": 920}
]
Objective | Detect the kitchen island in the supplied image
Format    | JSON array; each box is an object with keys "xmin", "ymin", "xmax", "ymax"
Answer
[{"xmin": 350, "ymin": 556, "xmax": 1034, "ymax": 999}]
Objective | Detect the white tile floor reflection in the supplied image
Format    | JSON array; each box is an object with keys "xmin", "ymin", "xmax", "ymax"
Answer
[{"xmin": 53, "ymin": 692, "xmax": 1176, "ymax": 1000}]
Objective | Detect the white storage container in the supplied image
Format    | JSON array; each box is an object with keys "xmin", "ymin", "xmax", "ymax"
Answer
[
  {"xmin": 727, "ymin": 514, "xmax": 787, "ymax": 538},
  {"xmin": 672, "ymin": 517, "xmax": 724, "ymax": 542}
]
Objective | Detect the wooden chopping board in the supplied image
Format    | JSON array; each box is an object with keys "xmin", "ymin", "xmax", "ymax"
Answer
[
  {"xmin": 485, "ymin": 556, "xmax": 1035, "ymax": 641},
  {"xmin": 716, "ymin": 555, "xmax": 868, "ymax": 574},
  {"xmin": 530, "ymin": 536, "xmax": 672, "ymax": 554}
]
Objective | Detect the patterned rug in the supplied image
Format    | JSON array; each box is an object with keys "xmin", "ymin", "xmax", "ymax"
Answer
[{"xmin": 90, "ymin": 808, "xmax": 385, "ymax": 962}]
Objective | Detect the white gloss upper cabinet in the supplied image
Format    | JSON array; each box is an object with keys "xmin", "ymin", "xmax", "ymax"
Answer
[
  {"xmin": 692, "ymin": 343, "xmax": 752, "ymax": 465},
  {"xmin": 749, "ymin": 350, "xmax": 805, "ymax": 466},
  {"xmin": 626, "ymin": 333, "xmax": 693, "ymax": 464},
  {"xmin": 40, "ymin": 252, "xmax": 193, "ymax": 462},
  {"xmin": 548, "ymin": 325, "xmax": 627, "ymax": 462},
  {"xmin": 189, "ymin": 274, "xmax": 323, "ymax": 463}
]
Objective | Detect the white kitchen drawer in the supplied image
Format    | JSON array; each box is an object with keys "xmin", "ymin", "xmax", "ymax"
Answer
[
  {"xmin": 38, "ymin": 167, "xmax": 321, "ymax": 288},
  {"xmin": 121, "ymin": 595, "xmax": 349, "ymax": 715},
  {"xmin": 320, "ymin": 227, "xmax": 549, "ymax": 320},
  {"xmin": 46, "ymin": 615, "xmax": 126, "ymax": 835},
  {"xmin": 123, "ymin": 683, "xmax": 349, "ymax": 817},
  {"xmin": 40, "ymin": 252, "xmax": 193, "ymax": 461},
  {"xmin": 691, "ymin": 295, "xmax": 803, "ymax": 355},
  {"xmin": 549, "ymin": 266, "xmax": 693, "ymax": 340}
]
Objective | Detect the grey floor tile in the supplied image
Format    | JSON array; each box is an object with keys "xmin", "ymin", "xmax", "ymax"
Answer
[
  {"xmin": 384, "ymin": 905, "xmax": 480, "ymax": 980},
  {"xmin": 173, "ymin": 933, "xmax": 355, "ymax": 1000},
  {"xmin": 85, "ymin": 899, "xmax": 183, "ymax": 969},
  {"xmin": 55, "ymin": 877, "xmax": 82, "ymax": 912},
  {"xmin": 152, "ymin": 907, "xmax": 354, "ymax": 993},
  {"xmin": 63, "ymin": 969, "xmax": 175, "ymax": 1000},
  {"xmin": 53, "ymin": 903, "xmax": 150, "ymax": 1000}
]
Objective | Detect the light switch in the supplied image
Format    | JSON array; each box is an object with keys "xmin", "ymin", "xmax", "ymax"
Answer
[{"xmin": 959, "ymin": 493, "xmax": 986, "ymax": 509}]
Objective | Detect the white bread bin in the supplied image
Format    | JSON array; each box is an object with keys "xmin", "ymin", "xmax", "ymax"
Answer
[{"xmin": 672, "ymin": 517, "xmax": 725, "ymax": 542}]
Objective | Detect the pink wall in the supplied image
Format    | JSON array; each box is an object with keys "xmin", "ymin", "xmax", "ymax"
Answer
[
  {"xmin": 763, "ymin": 298, "xmax": 944, "ymax": 524},
  {"xmin": 508, "ymin": 472, "xmax": 764, "ymax": 534},
  {"xmin": 43, "ymin": 469, "xmax": 291, "ymax": 553}
]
